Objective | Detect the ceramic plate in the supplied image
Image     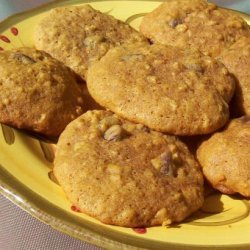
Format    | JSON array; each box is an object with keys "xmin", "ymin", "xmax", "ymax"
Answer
[{"xmin": 0, "ymin": 1, "xmax": 250, "ymax": 249}]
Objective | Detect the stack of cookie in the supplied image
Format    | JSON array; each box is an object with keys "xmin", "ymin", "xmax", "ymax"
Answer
[{"xmin": 0, "ymin": 0, "xmax": 249, "ymax": 227}]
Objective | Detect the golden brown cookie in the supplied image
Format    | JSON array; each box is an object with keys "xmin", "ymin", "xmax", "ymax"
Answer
[
  {"xmin": 197, "ymin": 116, "xmax": 250, "ymax": 197},
  {"xmin": 34, "ymin": 5, "xmax": 147, "ymax": 79},
  {"xmin": 140, "ymin": 0, "xmax": 250, "ymax": 57},
  {"xmin": 0, "ymin": 48, "xmax": 84, "ymax": 137},
  {"xmin": 87, "ymin": 43, "xmax": 235, "ymax": 135},
  {"xmin": 220, "ymin": 36, "xmax": 250, "ymax": 116},
  {"xmin": 54, "ymin": 110, "xmax": 204, "ymax": 227}
]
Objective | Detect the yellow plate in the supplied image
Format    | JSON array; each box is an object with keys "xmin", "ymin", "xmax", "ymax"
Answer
[{"xmin": 0, "ymin": 1, "xmax": 250, "ymax": 249}]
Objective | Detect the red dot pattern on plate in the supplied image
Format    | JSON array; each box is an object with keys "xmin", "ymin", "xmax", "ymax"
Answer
[
  {"xmin": 11, "ymin": 27, "xmax": 19, "ymax": 36},
  {"xmin": 0, "ymin": 35, "xmax": 10, "ymax": 43},
  {"xmin": 71, "ymin": 205, "xmax": 81, "ymax": 213},
  {"xmin": 132, "ymin": 227, "xmax": 147, "ymax": 234}
]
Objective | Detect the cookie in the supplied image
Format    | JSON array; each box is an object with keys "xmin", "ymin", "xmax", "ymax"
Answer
[
  {"xmin": 54, "ymin": 110, "xmax": 204, "ymax": 227},
  {"xmin": 197, "ymin": 116, "xmax": 250, "ymax": 197},
  {"xmin": 87, "ymin": 43, "xmax": 235, "ymax": 135},
  {"xmin": 220, "ymin": 36, "xmax": 250, "ymax": 116},
  {"xmin": 0, "ymin": 47, "xmax": 84, "ymax": 137},
  {"xmin": 34, "ymin": 5, "xmax": 147, "ymax": 80},
  {"xmin": 140, "ymin": 0, "xmax": 250, "ymax": 57}
]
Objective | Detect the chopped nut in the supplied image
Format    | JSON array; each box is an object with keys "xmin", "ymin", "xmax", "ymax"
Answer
[
  {"xmin": 13, "ymin": 53, "xmax": 36, "ymax": 64},
  {"xmin": 17, "ymin": 87, "xmax": 24, "ymax": 93},
  {"xmin": 147, "ymin": 75, "xmax": 157, "ymax": 84},
  {"xmin": 221, "ymin": 67, "xmax": 228, "ymax": 75},
  {"xmin": 154, "ymin": 208, "xmax": 168, "ymax": 220},
  {"xmin": 99, "ymin": 116, "xmax": 121, "ymax": 132},
  {"xmin": 151, "ymin": 157, "xmax": 163, "ymax": 171},
  {"xmin": 2, "ymin": 98, "xmax": 10, "ymax": 105},
  {"xmin": 74, "ymin": 143, "xmax": 84, "ymax": 151},
  {"xmin": 187, "ymin": 30, "xmax": 192, "ymax": 37},
  {"xmin": 162, "ymin": 219, "xmax": 172, "ymax": 226},
  {"xmin": 169, "ymin": 100, "xmax": 177, "ymax": 111},
  {"xmin": 168, "ymin": 18, "xmax": 183, "ymax": 28},
  {"xmin": 202, "ymin": 115, "xmax": 210, "ymax": 128},
  {"xmin": 153, "ymin": 59, "xmax": 164, "ymax": 66},
  {"xmin": 197, "ymin": 12, "xmax": 207, "ymax": 19},
  {"xmin": 120, "ymin": 53, "xmax": 145, "ymax": 61},
  {"xmin": 172, "ymin": 62, "xmax": 180, "ymax": 70},
  {"xmin": 176, "ymin": 24, "xmax": 188, "ymax": 32},
  {"xmin": 185, "ymin": 63, "xmax": 204, "ymax": 73},
  {"xmin": 136, "ymin": 124, "xmax": 150, "ymax": 132},
  {"xmin": 171, "ymin": 71, "xmax": 176, "ymax": 77},
  {"xmin": 109, "ymin": 174, "xmax": 121, "ymax": 182},
  {"xmin": 84, "ymin": 35, "xmax": 106, "ymax": 48},
  {"xmin": 98, "ymin": 43, "xmax": 109, "ymax": 54},
  {"xmin": 178, "ymin": 84, "xmax": 188, "ymax": 91},
  {"xmin": 104, "ymin": 124, "xmax": 124, "ymax": 141},
  {"xmin": 172, "ymin": 152, "xmax": 179, "ymax": 160},
  {"xmin": 106, "ymin": 164, "xmax": 122, "ymax": 182},
  {"xmin": 207, "ymin": 20, "xmax": 217, "ymax": 26},
  {"xmin": 168, "ymin": 144, "xmax": 177, "ymax": 153},
  {"xmin": 38, "ymin": 113, "xmax": 46, "ymax": 123},
  {"xmin": 106, "ymin": 164, "xmax": 121, "ymax": 175},
  {"xmin": 84, "ymin": 24, "xmax": 97, "ymax": 32}
]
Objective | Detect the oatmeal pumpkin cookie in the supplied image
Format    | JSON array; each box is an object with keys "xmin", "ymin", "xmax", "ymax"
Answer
[
  {"xmin": 220, "ymin": 36, "xmax": 250, "ymax": 116},
  {"xmin": 197, "ymin": 116, "xmax": 250, "ymax": 197},
  {"xmin": 0, "ymin": 47, "xmax": 84, "ymax": 137},
  {"xmin": 87, "ymin": 43, "xmax": 235, "ymax": 135},
  {"xmin": 140, "ymin": 0, "xmax": 250, "ymax": 57},
  {"xmin": 34, "ymin": 5, "xmax": 147, "ymax": 79},
  {"xmin": 54, "ymin": 110, "xmax": 204, "ymax": 227}
]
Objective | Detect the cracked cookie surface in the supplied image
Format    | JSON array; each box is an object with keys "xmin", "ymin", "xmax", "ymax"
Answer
[
  {"xmin": 54, "ymin": 110, "xmax": 204, "ymax": 227},
  {"xmin": 87, "ymin": 43, "xmax": 235, "ymax": 135},
  {"xmin": 0, "ymin": 47, "xmax": 84, "ymax": 137}
]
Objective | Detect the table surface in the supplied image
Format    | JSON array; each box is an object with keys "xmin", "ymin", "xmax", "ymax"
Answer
[{"xmin": 0, "ymin": 1, "xmax": 249, "ymax": 250}]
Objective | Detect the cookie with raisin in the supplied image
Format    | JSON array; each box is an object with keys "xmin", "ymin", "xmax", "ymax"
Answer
[
  {"xmin": 0, "ymin": 47, "xmax": 84, "ymax": 137},
  {"xmin": 54, "ymin": 110, "xmax": 204, "ymax": 227},
  {"xmin": 87, "ymin": 43, "xmax": 235, "ymax": 135},
  {"xmin": 140, "ymin": 0, "xmax": 250, "ymax": 57},
  {"xmin": 34, "ymin": 5, "xmax": 147, "ymax": 79}
]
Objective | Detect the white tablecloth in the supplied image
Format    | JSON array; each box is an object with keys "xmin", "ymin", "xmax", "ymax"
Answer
[{"xmin": 0, "ymin": 195, "xmax": 101, "ymax": 250}]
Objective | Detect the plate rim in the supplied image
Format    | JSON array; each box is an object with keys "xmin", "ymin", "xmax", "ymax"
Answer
[
  {"xmin": 0, "ymin": 0, "xmax": 249, "ymax": 32},
  {"xmin": 2, "ymin": 160, "xmax": 250, "ymax": 250},
  {"xmin": 0, "ymin": 0, "xmax": 250, "ymax": 249}
]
